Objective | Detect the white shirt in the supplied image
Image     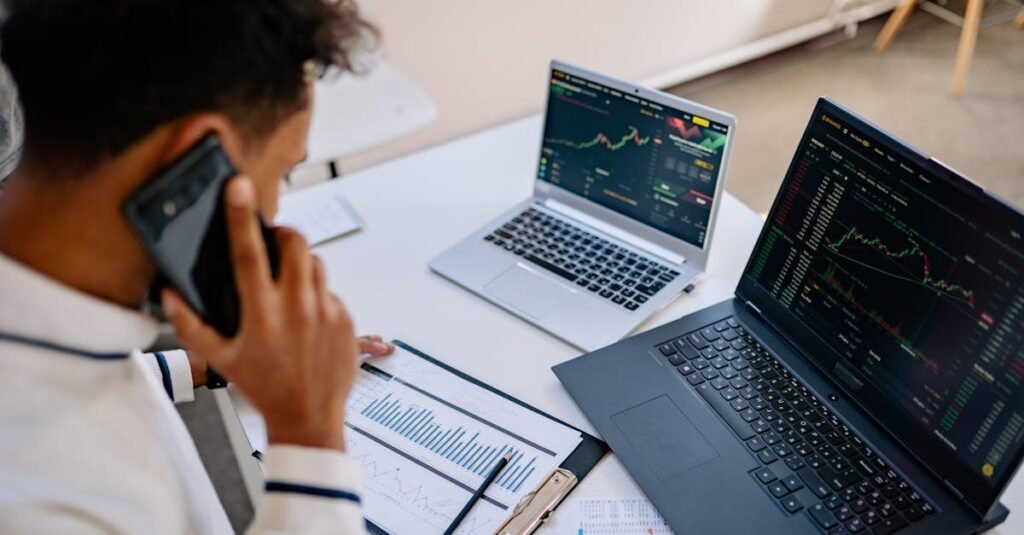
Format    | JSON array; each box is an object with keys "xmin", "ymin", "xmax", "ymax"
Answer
[{"xmin": 0, "ymin": 253, "xmax": 366, "ymax": 533}]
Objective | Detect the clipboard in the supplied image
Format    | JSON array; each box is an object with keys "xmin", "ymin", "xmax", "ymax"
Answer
[{"xmin": 359, "ymin": 340, "xmax": 608, "ymax": 535}]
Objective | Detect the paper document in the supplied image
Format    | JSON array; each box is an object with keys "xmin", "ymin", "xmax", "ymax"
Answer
[
  {"xmin": 275, "ymin": 189, "xmax": 362, "ymax": 246},
  {"xmin": 557, "ymin": 497, "xmax": 673, "ymax": 535},
  {"xmin": 232, "ymin": 345, "xmax": 584, "ymax": 534}
]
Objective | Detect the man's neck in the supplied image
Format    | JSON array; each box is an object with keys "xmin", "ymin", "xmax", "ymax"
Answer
[{"xmin": 0, "ymin": 166, "xmax": 156, "ymax": 310}]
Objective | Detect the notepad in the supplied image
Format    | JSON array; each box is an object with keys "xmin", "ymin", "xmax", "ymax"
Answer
[
  {"xmin": 233, "ymin": 342, "xmax": 589, "ymax": 535},
  {"xmin": 275, "ymin": 189, "xmax": 363, "ymax": 246}
]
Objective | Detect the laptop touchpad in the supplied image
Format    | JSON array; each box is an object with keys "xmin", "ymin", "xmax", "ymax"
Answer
[
  {"xmin": 484, "ymin": 264, "xmax": 573, "ymax": 320},
  {"xmin": 612, "ymin": 396, "xmax": 718, "ymax": 480}
]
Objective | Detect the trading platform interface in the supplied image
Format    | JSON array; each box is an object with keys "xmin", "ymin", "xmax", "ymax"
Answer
[
  {"xmin": 748, "ymin": 109, "xmax": 1024, "ymax": 485},
  {"xmin": 537, "ymin": 69, "xmax": 730, "ymax": 248}
]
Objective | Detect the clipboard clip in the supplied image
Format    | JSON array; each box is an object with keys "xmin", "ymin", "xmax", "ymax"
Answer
[{"xmin": 494, "ymin": 468, "xmax": 577, "ymax": 535}]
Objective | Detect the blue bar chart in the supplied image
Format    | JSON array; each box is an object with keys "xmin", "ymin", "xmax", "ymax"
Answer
[{"xmin": 360, "ymin": 392, "xmax": 538, "ymax": 493}]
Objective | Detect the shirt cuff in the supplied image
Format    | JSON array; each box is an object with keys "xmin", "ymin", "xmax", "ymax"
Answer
[
  {"xmin": 262, "ymin": 445, "xmax": 363, "ymax": 501},
  {"xmin": 144, "ymin": 350, "xmax": 195, "ymax": 404}
]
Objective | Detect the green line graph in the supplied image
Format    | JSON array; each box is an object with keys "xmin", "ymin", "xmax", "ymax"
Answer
[{"xmin": 544, "ymin": 126, "xmax": 651, "ymax": 151}]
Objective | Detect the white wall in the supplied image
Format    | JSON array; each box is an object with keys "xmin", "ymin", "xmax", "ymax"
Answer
[{"xmin": 344, "ymin": 1, "xmax": 833, "ymax": 170}]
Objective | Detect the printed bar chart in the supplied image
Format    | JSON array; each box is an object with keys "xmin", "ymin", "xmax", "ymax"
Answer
[{"xmin": 360, "ymin": 391, "xmax": 538, "ymax": 492}]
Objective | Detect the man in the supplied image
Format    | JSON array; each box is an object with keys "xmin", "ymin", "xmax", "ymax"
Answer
[{"xmin": 0, "ymin": 0, "xmax": 393, "ymax": 532}]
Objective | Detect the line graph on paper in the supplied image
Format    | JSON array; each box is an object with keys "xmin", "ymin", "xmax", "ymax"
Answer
[{"xmin": 347, "ymin": 431, "xmax": 502, "ymax": 534}]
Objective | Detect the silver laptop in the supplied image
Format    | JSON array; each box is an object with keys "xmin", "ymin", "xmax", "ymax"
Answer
[{"xmin": 430, "ymin": 60, "xmax": 737, "ymax": 351}]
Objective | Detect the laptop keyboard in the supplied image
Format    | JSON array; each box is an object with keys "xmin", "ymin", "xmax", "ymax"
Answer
[
  {"xmin": 483, "ymin": 208, "xmax": 679, "ymax": 311},
  {"xmin": 657, "ymin": 317, "xmax": 935, "ymax": 534}
]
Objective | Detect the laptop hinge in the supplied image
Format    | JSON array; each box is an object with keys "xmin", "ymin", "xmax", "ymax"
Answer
[
  {"xmin": 542, "ymin": 198, "xmax": 686, "ymax": 265},
  {"xmin": 943, "ymin": 480, "xmax": 965, "ymax": 502},
  {"xmin": 744, "ymin": 300, "xmax": 763, "ymax": 316}
]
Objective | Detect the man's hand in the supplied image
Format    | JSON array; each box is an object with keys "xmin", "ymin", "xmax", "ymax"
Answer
[
  {"xmin": 163, "ymin": 176, "xmax": 358, "ymax": 452},
  {"xmin": 185, "ymin": 335, "xmax": 393, "ymax": 388}
]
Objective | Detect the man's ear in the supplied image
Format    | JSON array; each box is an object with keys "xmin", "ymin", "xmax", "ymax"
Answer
[{"xmin": 158, "ymin": 114, "xmax": 247, "ymax": 169}]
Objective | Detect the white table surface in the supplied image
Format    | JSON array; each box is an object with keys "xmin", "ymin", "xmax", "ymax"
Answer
[
  {"xmin": 218, "ymin": 114, "xmax": 1022, "ymax": 533},
  {"xmin": 306, "ymin": 62, "xmax": 436, "ymax": 165}
]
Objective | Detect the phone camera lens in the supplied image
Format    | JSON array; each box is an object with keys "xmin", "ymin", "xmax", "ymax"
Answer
[{"xmin": 162, "ymin": 200, "xmax": 177, "ymax": 217}]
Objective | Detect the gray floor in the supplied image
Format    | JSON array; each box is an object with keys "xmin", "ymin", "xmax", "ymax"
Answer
[
  {"xmin": 182, "ymin": 11, "xmax": 1023, "ymax": 532},
  {"xmin": 670, "ymin": 12, "xmax": 1024, "ymax": 214}
]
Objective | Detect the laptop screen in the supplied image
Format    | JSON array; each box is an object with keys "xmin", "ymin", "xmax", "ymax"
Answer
[
  {"xmin": 537, "ymin": 68, "xmax": 731, "ymax": 249},
  {"xmin": 740, "ymin": 99, "xmax": 1024, "ymax": 510}
]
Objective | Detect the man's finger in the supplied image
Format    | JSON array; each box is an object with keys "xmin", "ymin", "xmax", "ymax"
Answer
[
  {"xmin": 276, "ymin": 226, "xmax": 313, "ymax": 292},
  {"xmin": 162, "ymin": 289, "xmax": 228, "ymax": 359},
  {"xmin": 225, "ymin": 176, "xmax": 273, "ymax": 306},
  {"xmin": 359, "ymin": 337, "xmax": 394, "ymax": 356},
  {"xmin": 312, "ymin": 255, "xmax": 327, "ymax": 296}
]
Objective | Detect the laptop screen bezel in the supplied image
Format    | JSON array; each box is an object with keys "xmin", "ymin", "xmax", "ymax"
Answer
[
  {"xmin": 735, "ymin": 97, "xmax": 1024, "ymax": 517},
  {"xmin": 533, "ymin": 60, "xmax": 737, "ymax": 270}
]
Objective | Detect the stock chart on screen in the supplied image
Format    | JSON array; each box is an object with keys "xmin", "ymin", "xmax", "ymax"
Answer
[
  {"xmin": 538, "ymin": 69, "xmax": 729, "ymax": 248},
  {"xmin": 747, "ymin": 110, "xmax": 1024, "ymax": 484}
]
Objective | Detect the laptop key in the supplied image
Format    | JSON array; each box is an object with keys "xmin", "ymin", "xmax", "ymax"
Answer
[
  {"xmin": 747, "ymin": 437, "xmax": 767, "ymax": 452},
  {"xmin": 666, "ymin": 353, "xmax": 686, "ymax": 366},
  {"xmin": 694, "ymin": 383, "xmax": 754, "ymax": 440},
  {"xmin": 755, "ymin": 467, "xmax": 777, "ymax": 483},
  {"xmin": 809, "ymin": 503, "xmax": 838, "ymax": 529},
  {"xmin": 687, "ymin": 333, "xmax": 709, "ymax": 349},
  {"xmin": 782, "ymin": 474, "xmax": 803, "ymax": 492},
  {"xmin": 740, "ymin": 409, "xmax": 760, "ymax": 422},
  {"xmin": 672, "ymin": 340, "xmax": 699, "ymax": 359},
  {"xmin": 700, "ymin": 327, "xmax": 720, "ymax": 342},
  {"xmin": 786, "ymin": 456, "xmax": 806, "ymax": 471},
  {"xmin": 711, "ymin": 377, "xmax": 729, "ymax": 390},
  {"xmin": 686, "ymin": 373, "xmax": 705, "ymax": 386},
  {"xmin": 874, "ymin": 514, "xmax": 908, "ymax": 535},
  {"xmin": 845, "ymin": 517, "xmax": 867, "ymax": 533},
  {"xmin": 798, "ymin": 468, "xmax": 832, "ymax": 499},
  {"xmin": 758, "ymin": 449, "xmax": 778, "ymax": 464},
  {"xmin": 768, "ymin": 481, "xmax": 790, "ymax": 498},
  {"xmin": 781, "ymin": 495, "xmax": 803, "ymax": 513},
  {"xmin": 676, "ymin": 363, "xmax": 696, "ymax": 375}
]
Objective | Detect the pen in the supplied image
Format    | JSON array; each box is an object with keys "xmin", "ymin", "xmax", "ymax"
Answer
[{"xmin": 444, "ymin": 451, "xmax": 513, "ymax": 535}]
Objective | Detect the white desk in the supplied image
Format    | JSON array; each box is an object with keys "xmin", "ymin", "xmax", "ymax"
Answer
[
  {"xmin": 307, "ymin": 62, "xmax": 436, "ymax": 165},
  {"xmin": 218, "ymin": 115, "xmax": 1022, "ymax": 533}
]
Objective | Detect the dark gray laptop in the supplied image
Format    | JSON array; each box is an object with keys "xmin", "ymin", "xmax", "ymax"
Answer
[{"xmin": 554, "ymin": 98, "xmax": 1024, "ymax": 534}]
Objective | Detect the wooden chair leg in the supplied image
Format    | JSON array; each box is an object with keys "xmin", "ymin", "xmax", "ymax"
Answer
[
  {"xmin": 1014, "ymin": 8, "xmax": 1024, "ymax": 29},
  {"xmin": 874, "ymin": 0, "xmax": 918, "ymax": 53},
  {"xmin": 951, "ymin": 0, "xmax": 984, "ymax": 95}
]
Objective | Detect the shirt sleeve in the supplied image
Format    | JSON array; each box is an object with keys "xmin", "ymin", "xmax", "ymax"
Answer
[
  {"xmin": 246, "ymin": 445, "xmax": 365, "ymax": 534},
  {"xmin": 141, "ymin": 349, "xmax": 195, "ymax": 404}
]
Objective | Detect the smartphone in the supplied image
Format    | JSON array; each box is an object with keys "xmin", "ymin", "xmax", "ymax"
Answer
[{"xmin": 122, "ymin": 134, "xmax": 280, "ymax": 337}]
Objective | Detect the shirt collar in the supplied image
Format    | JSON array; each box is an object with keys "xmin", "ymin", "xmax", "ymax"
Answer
[{"xmin": 0, "ymin": 253, "xmax": 159, "ymax": 355}]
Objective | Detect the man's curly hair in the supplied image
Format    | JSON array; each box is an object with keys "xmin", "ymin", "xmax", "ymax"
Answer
[{"xmin": 0, "ymin": 0, "xmax": 377, "ymax": 170}]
